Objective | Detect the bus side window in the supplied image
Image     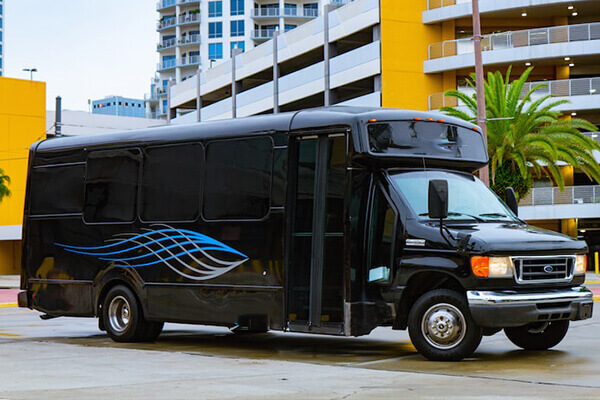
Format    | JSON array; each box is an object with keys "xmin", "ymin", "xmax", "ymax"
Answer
[
  {"xmin": 30, "ymin": 164, "xmax": 85, "ymax": 215},
  {"xmin": 367, "ymin": 186, "xmax": 396, "ymax": 283},
  {"xmin": 203, "ymin": 137, "xmax": 273, "ymax": 220},
  {"xmin": 84, "ymin": 150, "xmax": 141, "ymax": 223},
  {"xmin": 141, "ymin": 143, "xmax": 203, "ymax": 222}
]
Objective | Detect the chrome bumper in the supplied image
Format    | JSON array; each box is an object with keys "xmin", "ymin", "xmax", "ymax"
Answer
[
  {"xmin": 467, "ymin": 286, "xmax": 593, "ymax": 328},
  {"xmin": 467, "ymin": 286, "xmax": 593, "ymax": 306}
]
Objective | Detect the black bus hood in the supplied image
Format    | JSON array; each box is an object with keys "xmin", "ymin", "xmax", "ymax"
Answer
[{"xmin": 418, "ymin": 221, "xmax": 588, "ymax": 255}]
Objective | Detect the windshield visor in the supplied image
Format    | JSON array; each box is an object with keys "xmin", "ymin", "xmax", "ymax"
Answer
[
  {"xmin": 367, "ymin": 121, "xmax": 487, "ymax": 162},
  {"xmin": 390, "ymin": 171, "xmax": 518, "ymax": 222}
]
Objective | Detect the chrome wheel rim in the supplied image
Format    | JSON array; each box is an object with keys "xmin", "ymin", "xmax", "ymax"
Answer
[
  {"xmin": 421, "ymin": 303, "xmax": 466, "ymax": 350},
  {"xmin": 108, "ymin": 295, "xmax": 131, "ymax": 333}
]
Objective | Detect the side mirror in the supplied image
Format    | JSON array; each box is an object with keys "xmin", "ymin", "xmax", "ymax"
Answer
[
  {"xmin": 428, "ymin": 180, "xmax": 448, "ymax": 219},
  {"xmin": 505, "ymin": 187, "xmax": 519, "ymax": 217}
]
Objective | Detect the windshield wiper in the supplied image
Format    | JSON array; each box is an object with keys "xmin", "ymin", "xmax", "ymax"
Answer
[
  {"xmin": 419, "ymin": 212, "xmax": 485, "ymax": 222},
  {"xmin": 479, "ymin": 213, "xmax": 511, "ymax": 220}
]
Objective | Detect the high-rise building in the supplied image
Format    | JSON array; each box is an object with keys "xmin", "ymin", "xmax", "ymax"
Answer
[
  {"xmin": 156, "ymin": 0, "xmax": 600, "ymax": 266},
  {"xmin": 147, "ymin": 0, "xmax": 351, "ymax": 118},
  {"xmin": 92, "ymin": 96, "xmax": 146, "ymax": 118},
  {"xmin": 0, "ymin": 0, "xmax": 4, "ymax": 76}
]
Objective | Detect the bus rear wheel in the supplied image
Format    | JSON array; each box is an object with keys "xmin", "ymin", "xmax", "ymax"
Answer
[
  {"xmin": 408, "ymin": 289, "xmax": 482, "ymax": 361},
  {"xmin": 504, "ymin": 320, "xmax": 569, "ymax": 350},
  {"xmin": 102, "ymin": 285, "xmax": 163, "ymax": 343}
]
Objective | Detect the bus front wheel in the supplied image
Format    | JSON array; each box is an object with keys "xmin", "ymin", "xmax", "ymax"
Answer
[
  {"xmin": 102, "ymin": 285, "xmax": 163, "ymax": 342},
  {"xmin": 408, "ymin": 289, "xmax": 482, "ymax": 361}
]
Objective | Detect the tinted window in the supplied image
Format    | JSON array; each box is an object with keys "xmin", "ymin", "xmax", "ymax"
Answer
[
  {"xmin": 84, "ymin": 150, "xmax": 140, "ymax": 223},
  {"xmin": 141, "ymin": 144, "xmax": 203, "ymax": 221},
  {"xmin": 367, "ymin": 186, "xmax": 396, "ymax": 282},
  {"xmin": 367, "ymin": 121, "xmax": 487, "ymax": 161},
  {"xmin": 204, "ymin": 137, "xmax": 272, "ymax": 220},
  {"xmin": 30, "ymin": 164, "xmax": 85, "ymax": 215}
]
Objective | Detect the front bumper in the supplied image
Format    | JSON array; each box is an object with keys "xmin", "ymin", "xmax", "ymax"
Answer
[{"xmin": 467, "ymin": 286, "xmax": 593, "ymax": 328}]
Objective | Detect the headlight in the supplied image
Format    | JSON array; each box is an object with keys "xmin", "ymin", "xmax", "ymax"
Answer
[
  {"xmin": 574, "ymin": 255, "xmax": 587, "ymax": 275},
  {"xmin": 471, "ymin": 256, "xmax": 513, "ymax": 278}
]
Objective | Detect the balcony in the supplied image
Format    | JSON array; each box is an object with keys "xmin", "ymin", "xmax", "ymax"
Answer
[
  {"xmin": 157, "ymin": 37, "xmax": 177, "ymax": 50},
  {"xmin": 157, "ymin": 18, "xmax": 177, "ymax": 30},
  {"xmin": 251, "ymin": 7, "xmax": 318, "ymax": 18},
  {"xmin": 156, "ymin": 0, "xmax": 176, "ymax": 11},
  {"xmin": 178, "ymin": 55, "xmax": 201, "ymax": 67},
  {"xmin": 519, "ymin": 185, "xmax": 600, "ymax": 220},
  {"xmin": 157, "ymin": 0, "xmax": 199, "ymax": 10},
  {"xmin": 426, "ymin": 22, "xmax": 600, "ymax": 73},
  {"xmin": 428, "ymin": 77, "xmax": 600, "ymax": 111},
  {"xmin": 157, "ymin": 59, "xmax": 177, "ymax": 71},
  {"xmin": 424, "ymin": 1, "xmax": 600, "ymax": 24},
  {"xmin": 251, "ymin": 29, "xmax": 276, "ymax": 40},
  {"xmin": 178, "ymin": 12, "xmax": 200, "ymax": 26},
  {"xmin": 178, "ymin": 34, "xmax": 201, "ymax": 46}
]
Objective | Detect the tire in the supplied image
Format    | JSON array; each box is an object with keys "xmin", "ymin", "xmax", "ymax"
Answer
[
  {"xmin": 102, "ymin": 285, "xmax": 163, "ymax": 343},
  {"xmin": 408, "ymin": 289, "xmax": 483, "ymax": 361},
  {"xmin": 504, "ymin": 320, "xmax": 569, "ymax": 350}
]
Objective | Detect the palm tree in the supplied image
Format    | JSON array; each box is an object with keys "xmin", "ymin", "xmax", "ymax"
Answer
[
  {"xmin": 441, "ymin": 66, "xmax": 600, "ymax": 199},
  {"xmin": 0, "ymin": 168, "xmax": 10, "ymax": 203}
]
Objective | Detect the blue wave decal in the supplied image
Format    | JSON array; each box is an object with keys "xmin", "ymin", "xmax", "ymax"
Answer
[{"xmin": 55, "ymin": 224, "xmax": 249, "ymax": 281}]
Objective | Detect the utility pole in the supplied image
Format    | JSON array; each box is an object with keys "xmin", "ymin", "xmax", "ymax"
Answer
[
  {"xmin": 471, "ymin": 0, "xmax": 489, "ymax": 186},
  {"xmin": 55, "ymin": 96, "xmax": 62, "ymax": 137}
]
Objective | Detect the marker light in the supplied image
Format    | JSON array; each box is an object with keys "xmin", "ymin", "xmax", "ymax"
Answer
[
  {"xmin": 471, "ymin": 256, "xmax": 513, "ymax": 278},
  {"xmin": 574, "ymin": 255, "xmax": 587, "ymax": 275},
  {"xmin": 368, "ymin": 119, "xmax": 378, "ymax": 123}
]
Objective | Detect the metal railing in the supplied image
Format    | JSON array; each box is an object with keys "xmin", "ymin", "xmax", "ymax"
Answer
[
  {"xmin": 157, "ymin": 0, "xmax": 198, "ymax": 10},
  {"xmin": 178, "ymin": 34, "xmax": 200, "ymax": 45},
  {"xmin": 157, "ymin": 59, "xmax": 177, "ymax": 70},
  {"xmin": 251, "ymin": 29, "xmax": 276, "ymax": 40},
  {"xmin": 251, "ymin": 7, "xmax": 318, "ymax": 18},
  {"xmin": 427, "ymin": 0, "xmax": 458, "ymax": 10},
  {"xmin": 157, "ymin": 37, "xmax": 177, "ymax": 50},
  {"xmin": 178, "ymin": 55, "xmax": 201, "ymax": 67},
  {"xmin": 157, "ymin": 17, "xmax": 177, "ymax": 30},
  {"xmin": 520, "ymin": 185, "xmax": 600, "ymax": 206},
  {"xmin": 178, "ymin": 13, "xmax": 200, "ymax": 25},
  {"xmin": 428, "ymin": 22, "xmax": 600, "ymax": 59},
  {"xmin": 428, "ymin": 77, "xmax": 600, "ymax": 110}
]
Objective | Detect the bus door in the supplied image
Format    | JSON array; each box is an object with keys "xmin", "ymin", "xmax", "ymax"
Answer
[{"xmin": 286, "ymin": 131, "xmax": 347, "ymax": 335}]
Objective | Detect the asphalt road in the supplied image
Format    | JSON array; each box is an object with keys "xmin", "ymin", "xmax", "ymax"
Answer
[{"xmin": 1, "ymin": 295, "xmax": 600, "ymax": 399}]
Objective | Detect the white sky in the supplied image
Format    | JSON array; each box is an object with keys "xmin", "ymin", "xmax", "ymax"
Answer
[{"xmin": 5, "ymin": 0, "xmax": 159, "ymax": 111}]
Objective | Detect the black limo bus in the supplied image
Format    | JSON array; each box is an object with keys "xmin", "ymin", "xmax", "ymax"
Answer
[{"xmin": 18, "ymin": 107, "xmax": 593, "ymax": 361}]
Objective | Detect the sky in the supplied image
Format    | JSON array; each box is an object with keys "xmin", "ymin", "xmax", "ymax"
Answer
[{"xmin": 5, "ymin": 0, "xmax": 159, "ymax": 111}]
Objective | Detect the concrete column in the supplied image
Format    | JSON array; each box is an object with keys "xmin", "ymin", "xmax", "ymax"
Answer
[
  {"xmin": 323, "ymin": 4, "xmax": 335, "ymax": 106},
  {"xmin": 279, "ymin": 0, "xmax": 285, "ymax": 32},
  {"xmin": 231, "ymin": 47, "xmax": 243, "ymax": 118},
  {"xmin": 167, "ymin": 79, "xmax": 175, "ymax": 123},
  {"xmin": 196, "ymin": 69, "xmax": 202, "ymax": 122},
  {"xmin": 273, "ymin": 29, "xmax": 280, "ymax": 113}
]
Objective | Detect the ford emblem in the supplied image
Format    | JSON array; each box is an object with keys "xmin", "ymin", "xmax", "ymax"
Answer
[{"xmin": 543, "ymin": 265, "xmax": 554, "ymax": 273}]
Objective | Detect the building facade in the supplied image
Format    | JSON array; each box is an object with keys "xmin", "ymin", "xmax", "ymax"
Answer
[
  {"xmin": 0, "ymin": 77, "xmax": 45, "ymax": 275},
  {"xmin": 147, "ymin": 0, "xmax": 352, "ymax": 118},
  {"xmin": 92, "ymin": 96, "xmax": 146, "ymax": 118},
  {"xmin": 160, "ymin": 0, "xmax": 600, "ymax": 266},
  {"xmin": 1, "ymin": 0, "xmax": 4, "ymax": 76}
]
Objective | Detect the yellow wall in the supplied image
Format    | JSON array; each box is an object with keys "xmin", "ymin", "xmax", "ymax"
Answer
[
  {"xmin": 0, "ymin": 77, "xmax": 46, "ymax": 274},
  {"xmin": 380, "ymin": 0, "xmax": 443, "ymax": 110}
]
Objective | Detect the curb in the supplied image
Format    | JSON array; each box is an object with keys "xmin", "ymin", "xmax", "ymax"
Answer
[{"xmin": 0, "ymin": 303, "xmax": 17, "ymax": 308}]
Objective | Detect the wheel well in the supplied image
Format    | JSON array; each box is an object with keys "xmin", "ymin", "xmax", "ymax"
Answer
[{"xmin": 394, "ymin": 272, "xmax": 464, "ymax": 330}]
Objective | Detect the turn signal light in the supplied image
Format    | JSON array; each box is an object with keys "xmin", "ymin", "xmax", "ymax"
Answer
[
  {"xmin": 471, "ymin": 256, "xmax": 489, "ymax": 277},
  {"xmin": 575, "ymin": 255, "xmax": 587, "ymax": 275}
]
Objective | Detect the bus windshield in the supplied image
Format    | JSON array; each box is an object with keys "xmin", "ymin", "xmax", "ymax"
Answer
[
  {"xmin": 390, "ymin": 171, "xmax": 518, "ymax": 222},
  {"xmin": 367, "ymin": 121, "xmax": 487, "ymax": 162}
]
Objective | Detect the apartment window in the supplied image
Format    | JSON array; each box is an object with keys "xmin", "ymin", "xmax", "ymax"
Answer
[
  {"xmin": 285, "ymin": 24, "xmax": 297, "ymax": 32},
  {"xmin": 208, "ymin": 1, "xmax": 222, "ymax": 17},
  {"xmin": 230, "ymin": 20, "xmax": 244, "ymax": 37},
  {"xmin": 230, "ymin": 41, "xmax": 245, "ymax": 55},
  {"xmin": 284, "ymin": 3, "xmax": 297, "ymax": 15},
  {"xmin": 231, "ymin": 0, "xmax": 244, "ymax": 16},
  {"xmin": 303, "ymin": 3, "xmax": 318, "ymax": 17},
  {"xmin": 209, "ymin": 22, "xmax": 223, "ymax": 38},
  {"xmin": 209, "ymin": 42, "xmax": 223, "ymax": 59}
]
